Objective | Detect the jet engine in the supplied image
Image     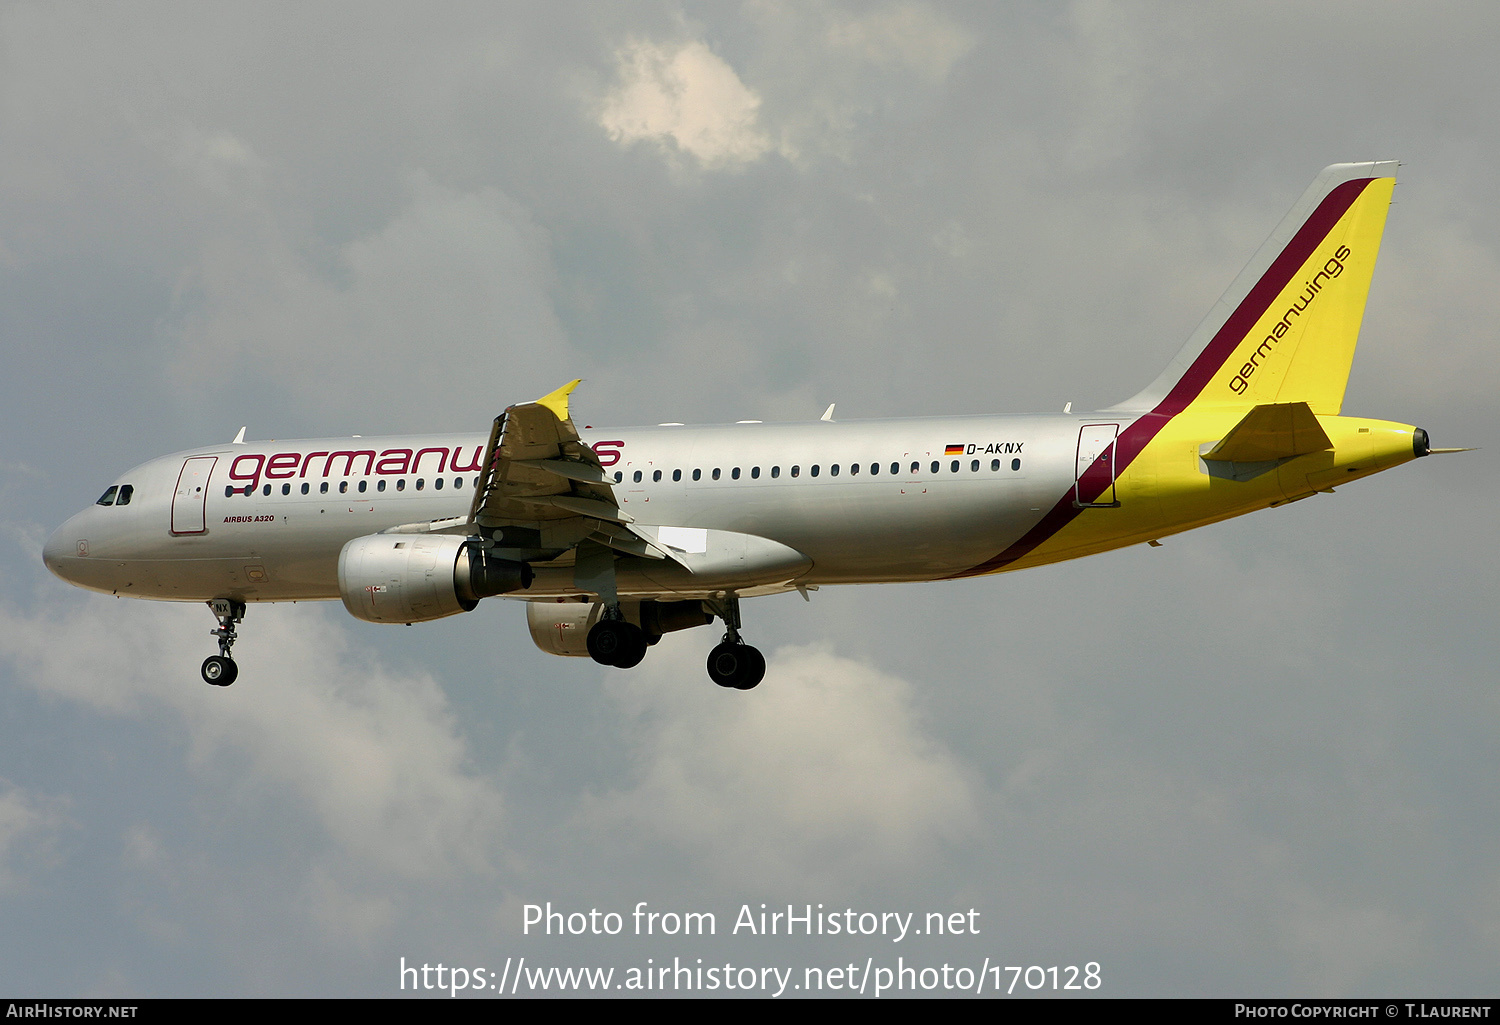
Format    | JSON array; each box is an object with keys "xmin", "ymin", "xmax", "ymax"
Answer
[
  {"xmin": 338, "ymin": 534, "xmax": 531, "ymax": 624},
  {"xmin": 527, "ymin": 599, "xmax": 713, "ymax": 656}
]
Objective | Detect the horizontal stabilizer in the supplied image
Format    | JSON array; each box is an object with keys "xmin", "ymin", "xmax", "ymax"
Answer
[{"xmin": 1204, "ymin": 402, "xmax": 1332, "ymax": 462}]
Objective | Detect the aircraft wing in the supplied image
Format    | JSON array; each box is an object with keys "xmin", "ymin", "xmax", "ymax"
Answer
[{"xmin": 466, "ymin": 381, "xmax": 677, "ymax": 562}]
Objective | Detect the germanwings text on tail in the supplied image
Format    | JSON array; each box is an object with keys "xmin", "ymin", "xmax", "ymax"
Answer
[{"xmin": 45, "ymin": 162, "xmax": 1463, "ymax": 690}]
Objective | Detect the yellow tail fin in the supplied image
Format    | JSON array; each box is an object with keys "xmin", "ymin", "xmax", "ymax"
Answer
[{"xmin": 1114, "ymin": 162, "xmax": 1397, "ymax": 417}]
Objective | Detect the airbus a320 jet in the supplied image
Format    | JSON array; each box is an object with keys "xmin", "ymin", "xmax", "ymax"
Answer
[{"xmin": 44, "ymin": 162, "xmax": 1460, "ymax": 690}]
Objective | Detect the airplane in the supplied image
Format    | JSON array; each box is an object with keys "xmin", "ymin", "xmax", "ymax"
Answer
[{"xmin": 43, "ymin": 161, "xmax": 1461, "ymax": 691}]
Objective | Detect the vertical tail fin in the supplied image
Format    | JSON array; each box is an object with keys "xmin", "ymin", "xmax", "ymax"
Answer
[{"xmin": 1112, "ymin": 162, "xmax": 1398, "ymax": 417}]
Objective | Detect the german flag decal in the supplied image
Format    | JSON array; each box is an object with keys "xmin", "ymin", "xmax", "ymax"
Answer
[{"xmin": 944, "ymin": 444, "xmax": 964, "ymax": 455}]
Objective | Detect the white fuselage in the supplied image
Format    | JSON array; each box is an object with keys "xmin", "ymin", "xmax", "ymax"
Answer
[{"xmin": 43, "ymin": 414, "xmax": 1108, "ymax": 603}]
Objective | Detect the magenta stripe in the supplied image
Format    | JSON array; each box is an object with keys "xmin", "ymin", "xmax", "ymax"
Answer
[{"xmin": 951, "ymin": 178, "xmax": 1373, "ymax": 579}]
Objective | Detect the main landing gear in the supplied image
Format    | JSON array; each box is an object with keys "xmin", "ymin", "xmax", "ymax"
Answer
[
  {"xmin": 583, "ymin": 593, "xmax": 766, "ymax": 690},
  {"xmin": 706, "ymin": 640, "xmax": 765, "ymax": 691},
  {"xmin": 586, "ymin": 614, "xmax": 648, "ymax": 669},
  {"xmin": 202, "ymin": 599, "xmax": 244, "ymax": 687},
  {"xmin": 704, "ymin": 593, "xmax": 764, "ymax": 691}
]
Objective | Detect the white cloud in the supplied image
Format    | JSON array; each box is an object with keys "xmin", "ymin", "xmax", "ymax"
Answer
[
  {"xmin": 171, "ymin": 127, "xmax": 266, "ymax": 199},
  {"xmin": 825, "ymin": 2, "xmax": 974, "ymax": 81},
  {"xmin": 588, "ymin": 642, "xmax": 978, "ymax": 890},
  {"xmin": 162, "ymin": 173, "xmax": 576, "ymax": 431},
  {"xmin": 0, "ymin": 595, "xmax": 506, "ymax": 916},
  {"xmin": 0, "ymin": 780, "xmax": 68, "ymax": 896},
  {"xmin": 599, "ymin": 39, "xmax": 775, "ymax": 169}
]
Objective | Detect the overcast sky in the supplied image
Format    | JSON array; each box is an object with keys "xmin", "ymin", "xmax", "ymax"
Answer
[{"xmin": 1, "ymin": 2, "xmax": 1497, "ymax": 998}]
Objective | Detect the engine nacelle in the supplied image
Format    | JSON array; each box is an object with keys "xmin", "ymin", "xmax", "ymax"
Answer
[
  {"xmin": 526, "ymin": 600, "xmax": 604, "ymax": 656},
  {"xmin": 339, "ymin": 533, "xmax": 531, "ymax": 624},
  {"xmin": 527, "ymin": 599, "xmax": 714, "ymax": 656}
]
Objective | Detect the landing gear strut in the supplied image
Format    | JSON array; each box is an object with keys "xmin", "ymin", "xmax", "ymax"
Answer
[
  {"xmin": 704, "ymin": 593, "xmax": 765, "ymax": 690},
  {"xmin": 578, "ymin": 541, "xmax": 648, "ymax": 670},
  {"xmin": 202, "ymin": 599, "xmax": 244, "ymax": 687}
]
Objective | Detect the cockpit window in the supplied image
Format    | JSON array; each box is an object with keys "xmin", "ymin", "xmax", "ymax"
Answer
[
  {"xmin": 96, "ymin": 486, "xmax": 118, "ymax": 506},
  {"xmin": 116, "ymin": 485, "xmax": 134, "ymax": 506}
]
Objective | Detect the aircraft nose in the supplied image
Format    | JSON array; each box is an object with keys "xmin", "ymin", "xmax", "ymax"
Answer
[{"xmin": 42, "ymin": 516, "xmax": 81, "ymax": 582}]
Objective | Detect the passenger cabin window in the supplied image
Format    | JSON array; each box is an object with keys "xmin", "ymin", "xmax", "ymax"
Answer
[
  {"xmin": 930, "ymin": 461, "xmax": 939, "ymax": 473},
  {"xmin": 96, "ymin": 486, "xmax": 118, "ymax": 506},
  {"xmin": 340, "ymin": 481, "xmax": 348, "ymax": 494},
  {"xmin": 396, "ymin": 479, "xmax": 405, "ymax": 491},
  {"xmin": 301, "ymin": 483, "xmax": 310, "ymax": 495},
  {"xmin": 415, "ymin": 478, "xmax": 424, "ymax": 491},
  {"xmin": 731, "ymin": 467, "xmax": 740, "ymax": 480},
  {"xmin": 751, "ymin": 466, "xmax": 760, "ymax": 479},
  {"xmin": 633, "ymin": 470, "xmax": 642, "ymax": 483},
  {"xmin": 870, "ymin": 463, "xmax": 879, "ymax": 475},
  {"xmin": 849, "ymin": 463, "xmax": 859, "ymax": 476},
  {"xmin": 911, "ymin": 462, "xmax": 919, "ymax": 473},
  {"xmin": 116, "ymin": 485, "xmax": 134, "ymax": 506},
  {"xmin": 321, "ymin": 482, "xmax": 330, "ymax": 494},
  {"xmin": 692, "ymin": 469, "xmax": 701, "ymax": 481},
  {"xmin": 712, "ymin": 468, "xmax": 721, "ymax": 481},
  {"xmin": 613, "ymin": 471, "xmax": 623, "ymax": 483},
  {"xmin": 673, "ymin": 469, "xmax": 682, "ymax": 482},
  {"xmin": 653, "ymin": 470, "xmax": 662, "ymax": 482},
  {"xmin": 378, "ymin": 480, "xmax": 387, "ymax": 492},
  {"xmin": 991, "ymin": 459, "xmax": 1000, "ymax": 471},
  {"xmin": 225, "ymin": 486, "xmax": 234, "ymax": 498},
  {"xmin": 771, "ymin": 466, "xmax": 779, "ymax": 478},
  {"xmin": 434, "ymin": 478, "xmax": 443, "ymax": 490},
  {"xmin": 1012, "ymin": 458, "xmax": 1022, "ymax": 471},
  {"xmin": 891, "ymin": 463, "xmax": 899, "ymax": 475},
  {"xmin": 830, "ymin": 464, "xmax": 839, "ymax": 477},
  {"xmin": 950, "ymin": 461, "xmax": 959, "ymax": 472},
  {"xmin": 262, "ymin": 484, "xmax": 272, "ymax": 496},
  {"xmin": 790, "ymin": 465, "xmax": 800, "ymax": 478},
  {"xmin": 971, "ymin": 460, "xmax": 980, "ymax": 472},
  {"xmin": 810, "ymin": 465, "xmax": 819, "ymax": 477},
  {"xmin": 281, "ymin": 483, "xmax": 291, "ymax": 496},
  {"xmin": 358, "ymin": 480, "xmax": 367, "ymax": 493}
]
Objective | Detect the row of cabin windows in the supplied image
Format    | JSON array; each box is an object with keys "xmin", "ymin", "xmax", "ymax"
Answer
[
  {"xmin": 109, "ymin": 457, "xmax": 1026, "ymax": 505},
  {"xmin": 95, "ymin": 485, "xmax": 135, "ymax": 506},
  {"xmin": 224, "ymin": 476, "xmax": 480, "ymax": 498},
  {"xmin": 614, "ymin": 457, "xmax": 1023, "ymax": 484}
]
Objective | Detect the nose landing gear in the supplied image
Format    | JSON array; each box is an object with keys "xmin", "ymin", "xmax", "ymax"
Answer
[{"xmin": 202, "ymin": 599, "xmax": 245, "ymax": 686}]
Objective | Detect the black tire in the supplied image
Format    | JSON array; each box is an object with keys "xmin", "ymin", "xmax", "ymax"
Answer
[
  {"xmin": 733, "ymin": 645, "xmax": 765, "ymax": 690},
  {"xmin": 201, "ymin": 655, "xmax": 238, "ymax": 686},
  {"xmin": 587, "ymin": 621, "xmax": 625, "ymax": 665},
  {"xmin": 588, "ymin": 620, "xmax": 647, "ymax": 667},
  {"xmin": 707, "ymin": 642, "xmax": 747, "ymax": 688},
  {"xmin": 613, "ymin": 624, "xmax": 648, "ymax": 669}
]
